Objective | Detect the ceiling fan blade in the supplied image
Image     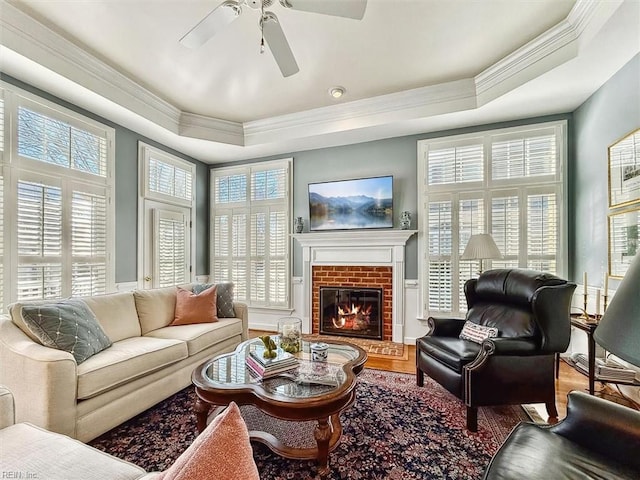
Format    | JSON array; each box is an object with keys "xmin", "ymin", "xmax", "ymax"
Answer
[
  {"xmin": 262, "ymin": 12, "xmax": 299, "ymax": 77},
  {"xmin": 180, "ymin": 0, "xmax": 242, "ymax": 49},
  {"xmin": 282, "ymin": 0, "xmax": 367, "ymax": 20}
]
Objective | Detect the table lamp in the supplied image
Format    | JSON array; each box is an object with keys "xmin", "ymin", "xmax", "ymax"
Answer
[{"xmin": 594, "ymin": 253, "xmax": 640, "ymax": 367}]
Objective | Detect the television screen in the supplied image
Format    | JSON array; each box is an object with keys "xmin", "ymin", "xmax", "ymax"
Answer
[{"xmin": 308, "ymin": 176, "xmax": 393, "ymax": 231}]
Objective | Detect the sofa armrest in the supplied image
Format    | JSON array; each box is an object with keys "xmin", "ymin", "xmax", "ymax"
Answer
[
  {"xmin": 0, "ymin": 385, "xmax": 15, "ymax": 429},
  {"xmin": 233, "ymin": 302, "xmax": 249, "ymax": 341},
  {"xmin": 425, "ymin": 316, "xmax": 466, "ymax": 337},
  {"xmin": 0, "ymin": 316, "xmax": 78, "ymax": 437},
  {"xmin": 549, "ymin": 390, "xmax": 640, "ymax": 471}
]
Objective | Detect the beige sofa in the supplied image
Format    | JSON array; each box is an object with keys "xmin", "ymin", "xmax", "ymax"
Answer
[{"xmin": 0, "ymin": 285, "xmax": 248, "ymax": 442}]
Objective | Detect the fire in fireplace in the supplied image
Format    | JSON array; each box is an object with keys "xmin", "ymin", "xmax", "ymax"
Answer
[{"xmin": 319, "ymin": 287, "xmax": 383, "ymax": 340}]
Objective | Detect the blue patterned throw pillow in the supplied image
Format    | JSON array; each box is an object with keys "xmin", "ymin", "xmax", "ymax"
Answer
[
  {"xmin": 193, "ymin": 283, "xmax": 236, "ymax": 318},
  {"xmin": 21, "ymin": 299, "xmax": 112, "ymax": 364}
]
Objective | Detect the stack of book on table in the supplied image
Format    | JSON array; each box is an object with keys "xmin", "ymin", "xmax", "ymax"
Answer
[
  {"xmin": 570, "ymin": 353, "xmax": 638, "ymax": 382},
  {"xmin": 246, "ymin": 345, "xmax": 298, "ymax": 379}
]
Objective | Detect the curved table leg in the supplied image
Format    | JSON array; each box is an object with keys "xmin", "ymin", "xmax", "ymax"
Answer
[
  {"xmin": 194, "ymin": 396, "xmax": 211, "ymax": 433},
  {"xmin": 314, "ymin": 417, "xmax": 332, "ymax": 475}
]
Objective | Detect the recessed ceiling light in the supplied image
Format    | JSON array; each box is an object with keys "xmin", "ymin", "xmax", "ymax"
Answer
[{"xmin": 329, "ymin": 86, "xmax": 345, "ymax": 99}]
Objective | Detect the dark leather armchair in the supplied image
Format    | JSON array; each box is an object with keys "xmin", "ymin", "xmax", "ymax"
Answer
[
  {"xmin": 483, "ymin": 391, "xmax": 640, "ymax": 479},
  {"xmin": 416, "ymin": 269, "xmax": 576, "ymax": 431}
]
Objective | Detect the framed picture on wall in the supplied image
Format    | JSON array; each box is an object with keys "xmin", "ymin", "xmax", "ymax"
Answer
[
  {"xmin": 609, "ymin": 128, "xmax": 640, "ymax": 208},
  {"xmin": 608, "ymin": 206, "xmax": 640, "ymax": 278}
]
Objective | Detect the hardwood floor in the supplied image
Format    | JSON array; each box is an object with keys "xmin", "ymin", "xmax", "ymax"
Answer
[{"xmin": 250, "ymin": 331, "xmax": 638, "ymax": 421}]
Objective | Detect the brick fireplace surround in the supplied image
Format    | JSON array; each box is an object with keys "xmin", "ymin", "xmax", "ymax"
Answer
[
  {"xmin": 294, "ymin": 230, "xmax": 416, "ymax": 344},
  {"xmin": 312, "ymin": 266, "xmax": 393, "ymax": 341}
]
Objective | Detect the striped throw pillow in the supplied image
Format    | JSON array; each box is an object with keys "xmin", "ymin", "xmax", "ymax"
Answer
[{"xmin": 459, "ymin": 321, "xmax": 498, "ymax": 344}]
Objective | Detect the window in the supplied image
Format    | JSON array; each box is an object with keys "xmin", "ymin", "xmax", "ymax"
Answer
[
  {"xmin": 1, "ymin": 84, "xmax": 115, "ymax": 310},
  {"xmin": 138, "ymin": 143, "xmax": 195, "ymax": 289},
  {"xmin": 418, "ymin": 122, "xmax": 566, "ymax": 316},
  {"xmin": 211, "ymin": 159, "xmax": 291, "ymax": 308}
]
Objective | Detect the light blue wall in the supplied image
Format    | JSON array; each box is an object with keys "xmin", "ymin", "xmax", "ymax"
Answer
[
  {"xmin": 224, "ymin": 114, "xmax": 571, "ymax": 279},
  {"xmin": 572, "ymin": 53, "xmax": 640, "ymax": 287},
  {"xmin": 1, "ymin": 74, "xmax": 210, "ymax": 282}
]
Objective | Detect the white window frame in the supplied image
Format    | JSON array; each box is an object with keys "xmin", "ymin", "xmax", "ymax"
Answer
[
  {"xmin": 0, "ymin": 82, "xmax": 116, "ymax": 310},
  {"xmin": 210, "ymin": 158, "xmax": 293, "ymax": 310},
  {"xmin": 417, "ymin": 121, "xmax": 568, "ymax": 318},
  {"xmin": 137, "ymin": 142, "xmax": 196, "ymax": 288}
]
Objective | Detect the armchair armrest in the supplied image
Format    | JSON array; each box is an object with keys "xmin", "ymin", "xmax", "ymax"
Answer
[
  {"xmin": 549, "ymin": 391, "xmax": 640, "ymax": 470},
  {"xmin": 425, "ymin": 317, "xmax": 466, "ymax": 337},
  {"xmin": 0, "ymin": 385, "xmax": 15, "ymax": 429},
  {"xmin": 481, "ymin": 337, "xmax": 539, "ymax": 355}
]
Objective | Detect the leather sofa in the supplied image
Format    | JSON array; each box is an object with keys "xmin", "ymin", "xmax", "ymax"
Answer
[
  {"xmin": 0, "ymin": 284, "xmax": 248, "ymax": 441},
  {"xmin": 417, "ymin": 269, "xmax": 576, "ymax": 431},
  {"xmin": 483, "ymin": 391, "xmax": 640, "ymax": 479}
]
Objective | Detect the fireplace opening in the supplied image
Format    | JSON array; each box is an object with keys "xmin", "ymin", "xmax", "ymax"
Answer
[{"xmin": 319, "ymin": 287, "xmax": 383, "ymax": 340}]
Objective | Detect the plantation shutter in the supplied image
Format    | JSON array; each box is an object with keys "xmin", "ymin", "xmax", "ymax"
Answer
[
  {"xmin": 211, "ymin": 160, "xmax": 290, "ymax": 308},
  {"xmin": 491, "ymin": 193, "xmax": 520, "ymax": 269},
  {"xmin": 527, "ymin": 190, "xmax": 558, "ymax": 273},
  {"xmin": 492, "ymin": 132, "xmax": 556, "ymax": 180},
  {"xmin": 427, "ymin": 200, "xmax": 452, "ymax": 312},
  {"xmin": 71, "ymin": 188, "xmax": 108, "ymax": 296},
  {"xmin": 154, "ymin": 209, "xmax": 188, "ymax": 288},
  {"xmin": 16, "ymin": 178, "xmax": 63, "ymax": 300},
  {"xmin": 458, "ymin": 196, "xmax": 484, "ymax": 311},
  {"xmin": 428, "ymin": 142, "xmax": 483, "ymax": 185}
]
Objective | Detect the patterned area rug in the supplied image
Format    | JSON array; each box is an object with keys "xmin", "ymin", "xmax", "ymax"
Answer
[
  {"xmin": 303, "ymin": 334, "xmax": 408, "ymax": 359},
  {"xmin": 90, "ymin": 370, "xmax": 528, "ymax": 479}
]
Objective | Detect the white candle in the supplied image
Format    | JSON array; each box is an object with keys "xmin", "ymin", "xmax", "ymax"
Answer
[
  {"xmin": 595, "ymin": 289, "xmax": 601, "ymax": 316},
  {"xmin": 603, "ymin": 273, "xmax": 609, "ymax": 294},
  {"xmin": 583, "ymin": 272, "xmax": 588, "ymax": 294}
]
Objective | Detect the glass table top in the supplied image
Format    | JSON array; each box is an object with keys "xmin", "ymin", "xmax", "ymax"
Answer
[{"xmin": 201, "ymin": 337, "xmax": 365, "ymax": 399}]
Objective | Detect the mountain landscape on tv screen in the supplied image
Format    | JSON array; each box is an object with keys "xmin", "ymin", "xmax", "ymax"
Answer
[{"xmin": 309, "ymin": 192, "xmax": 393, "ymax": 230}]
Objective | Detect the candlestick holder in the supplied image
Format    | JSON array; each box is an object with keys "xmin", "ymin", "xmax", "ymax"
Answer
[
  {"xmin": 582, "ymin": 293, "xmax": 589, "ymax": 320},
  {"xmin": 603, "ymin": 294, "xmax": 608, "ymax": 313}
]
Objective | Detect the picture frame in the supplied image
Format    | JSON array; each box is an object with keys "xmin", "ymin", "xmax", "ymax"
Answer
[
  {"xmin": 608, "ymin": 206, "xmax": 639, "ymax": 278},
  {"xmin": 608, "ymin": 128, "xmax": 640, "ymax": 208}
]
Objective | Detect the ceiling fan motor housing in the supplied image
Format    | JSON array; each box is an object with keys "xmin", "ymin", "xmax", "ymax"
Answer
[{"xmin": 245, "ymin": 0, "xmax": 274, "ymax": 10}]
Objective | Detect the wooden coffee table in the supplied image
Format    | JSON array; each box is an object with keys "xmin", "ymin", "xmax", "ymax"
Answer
[{"xmin": 192, "ymin": 337, "xmax": 367, "ymax": 475}]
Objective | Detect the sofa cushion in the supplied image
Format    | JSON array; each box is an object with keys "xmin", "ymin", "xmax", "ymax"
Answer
[
  {"xmin": 157, "ymin": 402, "xmax": 259, "ymax": 480},
  {"xmin": 0, "ymin": 423, "xmax": 147, "ymax": 480},
  {"xmin": 193, "ymin": 282, "xmax": 236, "ymax": 318},
  {"xmin": 82, "ymin": 292, "xmax": 141, "ymax": 342},
  {"xmin": 484, "ymin": 422, "xmax": 640, "ymax": 480},
  {"xmin": 145, "ymin": 318, "xmax": 243, "ymax": 356},
  {"xmin": 77, "ymin": 337, "xmax": 187, "ymax": 400},
  {"xmin": 134, "ymin": 286, "xmax": 179, "ymax": 334},
  {"xmin": 171, "ymin": 285, "xmax": 218, "ymax": 326},
  {"xmin": 20, "ymin": 299, "xmax": 112, "ymax": 364}
]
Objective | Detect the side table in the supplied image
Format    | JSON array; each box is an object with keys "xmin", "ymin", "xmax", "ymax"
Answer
[{"xmin": 568, "ymin": 316, "xmax": 599, "ymax": 395}]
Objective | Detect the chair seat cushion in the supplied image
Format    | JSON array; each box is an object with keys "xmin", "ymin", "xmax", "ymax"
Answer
[
  {"xmin": 417, "ymin": 336, "xmax": 481, "ymax": 373},
  {"xmin": 77, "ymin": 337, "xmax": 188, "ymax": 399},
  {"xmin": 145, "ymin": 318, "xmax": 243, "ymax": 356},
  {"xmin": 484, "ymin": 422, "xmax": 640, "ymax": 480},
  {"xmin": 0, "ymin": 423, "xmax": 147, "ymax": 480}
]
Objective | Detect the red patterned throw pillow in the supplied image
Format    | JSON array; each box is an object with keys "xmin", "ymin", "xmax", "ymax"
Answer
[
  {"xmin": 157, "ymin": 402, "xmax": 259, "ymax": 480},
  {"xmin": 459, "ymin": 321, "xmax": 498, "ymax": 344}
]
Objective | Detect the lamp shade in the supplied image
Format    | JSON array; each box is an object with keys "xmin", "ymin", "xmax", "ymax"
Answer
[
  {"xmin": 594, "ymin": 253, "xmax": 640, "ymax": 367},
  {"xmin": 460, "ymin": 234, "xmax": 502, "ymax": 261}
]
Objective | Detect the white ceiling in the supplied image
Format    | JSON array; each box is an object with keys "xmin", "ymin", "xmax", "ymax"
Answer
[{"xmin": 1, "ymin": 0, "xmax": 639, "ymax": 164}]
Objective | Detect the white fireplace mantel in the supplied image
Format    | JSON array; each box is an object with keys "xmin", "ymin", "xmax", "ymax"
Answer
[{"xmin": 293, "ymin": 230, "xmax": 417, "ymax": 343}]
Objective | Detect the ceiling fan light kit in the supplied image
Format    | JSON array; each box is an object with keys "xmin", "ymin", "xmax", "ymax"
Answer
[{"xmin": 180, "ymin": 0, "xmax": 367, "ymax": 77}]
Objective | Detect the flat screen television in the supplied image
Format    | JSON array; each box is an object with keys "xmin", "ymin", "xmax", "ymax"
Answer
[{"xmin": 308, "ymin": 175, "xmax": 393, "ymax": 231}]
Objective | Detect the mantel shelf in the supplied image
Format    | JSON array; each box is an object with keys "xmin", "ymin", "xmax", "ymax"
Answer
[{"xmin": 292, "ymin": 230, "xmax": 417, "ymax": 248}]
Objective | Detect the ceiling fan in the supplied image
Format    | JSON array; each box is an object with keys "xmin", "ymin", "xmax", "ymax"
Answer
[{"xmin": 180, "ymin": 0, "xmax": 368, "ymax": 77}]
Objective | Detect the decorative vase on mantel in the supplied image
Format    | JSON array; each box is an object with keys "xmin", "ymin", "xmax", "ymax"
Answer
[
  {"xmin": 294, "ymin": 216, "xmax": 304, "ymax": 233},
  {"xmin": 400, "ymin": 211, "xmax": 411, "ymax": 230}
]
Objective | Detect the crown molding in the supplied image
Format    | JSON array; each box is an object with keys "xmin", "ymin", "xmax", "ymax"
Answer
[{"xmin": 0, "ymin": 0, "xmax": 624, "ymax": 153}]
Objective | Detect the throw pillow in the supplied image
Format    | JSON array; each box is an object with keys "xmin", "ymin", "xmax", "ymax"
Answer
[
  {"xmin": 171, "ymin": 285, "xmax": 218, "ymax": 326},
  {"xmin": 21, "ymin": 299, "xmax": 112, "ymax": 364},
  {"xmin": 459, "ymin": 321, "xmax": 499, "ymax": 344},
  {"xmin": 157, "ymin": 402, "xmax": 259, "ymax": 480},
  {"xmin": 193, "ymin": 282, "xmax": 236, "ymax": 318}
]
